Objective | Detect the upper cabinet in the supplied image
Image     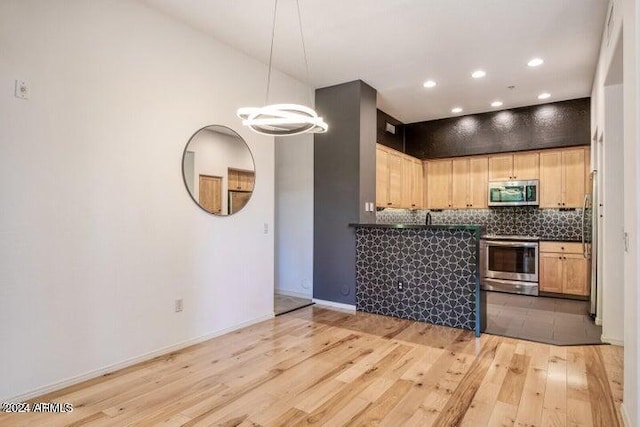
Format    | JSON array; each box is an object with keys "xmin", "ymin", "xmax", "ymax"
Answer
[
  {"xmin": 540, "ymin": 147, "xmax": 589, "ymax": 208},
  {"xmin": 451, "ymin": 157, "xmax": 488, "ymax": 209},
  {"xmin": 379, "ymin": 144, "xmax": 589, "ymax": 211},
  {"xmin": 376, "ymin": 144, "xmax": 423, "ymax": 209},
  {"xmin": 488, "ymin": 152, "xmax": 539, "ymax": 181},
  {"xmin": 426, "ymin": 159, "xmax": 453, "ymax": 209}
]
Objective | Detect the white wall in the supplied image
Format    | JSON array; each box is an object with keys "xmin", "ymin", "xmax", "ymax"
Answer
[
  {"xmin": 188, "ymin": 128, "xmax": 254, "ymax": 215},
  {"xmin": 590, "ymin": 0, "xmax": 639, "ymax": 424},
  {"xmin": 275, "ymin": 134, "xmax": 314, "ymax": 297},
  {"xmin": 0, "ymin": 0, "xmax": 311, "ymax": 400},
  {"xmin": 601, "ymin": 83, "xmax": 625, "ymax": 344}
]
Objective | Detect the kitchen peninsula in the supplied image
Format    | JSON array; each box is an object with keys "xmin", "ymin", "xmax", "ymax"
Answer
[{"xmin": 350, "ymin": 223, "xmax": 482, "ymax": 336}]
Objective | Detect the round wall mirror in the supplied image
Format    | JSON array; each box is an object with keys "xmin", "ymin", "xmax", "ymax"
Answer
[{"xmin": 182, "ymin": 125, "xmax": 255, "ymax": 215}]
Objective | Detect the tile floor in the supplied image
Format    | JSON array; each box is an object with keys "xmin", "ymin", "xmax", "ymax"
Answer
[
  {"xmin": 274, "ymin": 293, "xmax": 314, "ymax": 316},
  {"xmin": 483, "ymin": 291, "xmax": 603, "ymax": 345}
]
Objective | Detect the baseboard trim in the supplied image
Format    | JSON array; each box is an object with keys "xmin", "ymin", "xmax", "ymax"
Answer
[
  {"xmin": 595, "ymin": 316, "xmax": 603, "ymax": 326},
  {"xmin": 5, "ymin": 313, "xmax": 274, "ymax": 402},
  {"xmin": 275, "ymin": 289, "xmax": 312, "ymax": 299},
  {"xmin": 312, "ymin": 298, "xmax": 356, "ymax": 311},
  {"xmin": 620, "ymin": 402, "xmax": 631, "ymax": 427},
  {"xmin": 600, "ymin": 334, "xmax": 624, "ymax": 346}
]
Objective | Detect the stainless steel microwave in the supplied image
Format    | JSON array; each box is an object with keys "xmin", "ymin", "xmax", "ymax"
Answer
[{"xmin": 488, "ymin": 180, "xmax": 539, "ymax": 207}]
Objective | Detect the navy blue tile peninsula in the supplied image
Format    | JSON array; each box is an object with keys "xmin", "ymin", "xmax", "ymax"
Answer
[{"xmin": 350, "ymin": 224, "xmax": 483, "ymax": 337}]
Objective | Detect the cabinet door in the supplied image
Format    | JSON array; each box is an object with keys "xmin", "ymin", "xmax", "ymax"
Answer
[
  {"xmin": 228, "ymin": 170, "xmax": 240, "ymax": 190},
  {"xmin": 426, "ymin": 159, "xmax": 452, "ymax": 209},
  {"xmin": 488, "ymin": 155, "xmax": 513, "ymax": 181},
  {"xmin": 539, "ymin": 252, "xmax": 564, "ymax": 293},
  {"xmin": 469, "ymin": 157, "xmax": 488, "ymax": 208},
  {"xmin": 539, "ymin": 151, "xmax": 563, "ymax": 208},
  {"xmin": 388, "ymin": 152, "xmax": 403, "ymax": 207},
  {"xmin": 563, "ymin": 254, "xmax": 590, "ymax": 296},
  {"xmin": 411, "ymin": 160, "xmax": 424, "ymax": 209},
  {"xmin": 562, "ymin": 148, "xmax": 586, "ymax": 208},
  {"xmin": 513, "ymin": 152, "xmax": 539, "ymax": 180},
  {"xmin": 400, "ymin": 157, "xmax": 413, "ymax": 208},
  {"xmin": 376, "ymin": 148, "xmax": 389, "ymax": 207},
  {"xmin": 451, "ymin": 158, "xmax": 470, "ymax": 208}
]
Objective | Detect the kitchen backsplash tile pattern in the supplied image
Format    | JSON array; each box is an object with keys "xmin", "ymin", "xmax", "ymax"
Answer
[
  {"xmin": 376, "ymin": 208, "xmax": 588, "ymax": 241},
  {"xmin": 356, "ymin": 227, "xmax": 477, "ymax": 331}
]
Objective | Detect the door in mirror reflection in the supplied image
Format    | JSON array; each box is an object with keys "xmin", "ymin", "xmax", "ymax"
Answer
[{"xmin": 182, "ymin": 125, "xmax": 255, "ymax": 216}]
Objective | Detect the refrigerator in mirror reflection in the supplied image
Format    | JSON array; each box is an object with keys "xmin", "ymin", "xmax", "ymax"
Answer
[{"xmin": 229, "ymin": 191, "xmax": 252, "ymax": 215}]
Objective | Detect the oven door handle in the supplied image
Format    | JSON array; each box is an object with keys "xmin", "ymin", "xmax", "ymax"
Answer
[{"xmin": 484, "ymin": 240, "xmax": 538, "ymax": 248}]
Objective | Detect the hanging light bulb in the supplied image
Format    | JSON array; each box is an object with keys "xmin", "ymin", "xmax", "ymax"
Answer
[{"xmin": 237, "ymin": 0, "xmax": 328, "ymax": 136}]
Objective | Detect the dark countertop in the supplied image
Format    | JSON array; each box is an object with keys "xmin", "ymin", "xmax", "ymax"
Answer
[{"xmin": 349, "ymin": 223, "xmax": 483, "ymax": 232}]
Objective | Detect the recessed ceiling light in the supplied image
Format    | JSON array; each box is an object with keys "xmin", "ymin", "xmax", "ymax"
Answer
[
  {"xmin": 451, "ymin": 107, "xmax": 463, "ymax": 114},
  {"xmin": 471, "ymin": 70, "xmax": 486, "ymax": 79},
  {"xmin": 528, "ymin": 58, "xmax": 544, "ymax": 67},
  {"xmin": 423, "ymin": 80, "xmax": 437, "ymax": 88},
  {"xmin": 491, "ymin": 101, "xmax": 503, "ymax": 107},
  {"xmin": 538, "ymin": 92, "xmax": 551, "ymax": 100}
]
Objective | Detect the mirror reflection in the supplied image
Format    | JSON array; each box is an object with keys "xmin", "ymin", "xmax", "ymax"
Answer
[{"xmin": 182, "ymin": 125, "xmax": 255, "ymax": 215}]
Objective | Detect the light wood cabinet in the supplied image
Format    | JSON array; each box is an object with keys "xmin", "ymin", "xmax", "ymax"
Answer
[
  {"xmin": 540, "ymin": 148, "xmax": 587, "ymax": 208},
  {"xmin": 539, "ymin": 241, "xmax": 590, "ymax": 296},
  {"xmin": 228, "ymin": 169, "xmax": 255, "ymax": 192},
  {"xmin": 410, "ymin": 159, "xmax": 424, "ymax": 208},
  {"xmin": 488, "ymin": 152, "xmax": 539, "ymax": 181},
  {"xmin": 449, "ymin": 157, "xmax": 488, "ymax": 209},
  {"xmin": 378, "ymin": 145, "xmax": 588, "ymax": 211},
  {"xmin": 426, "ymin": 159, "xmax": 452, "ymax": 209},
  {"xmin": 376, "ymin": 147, "xmax": 389, "ymax": 206},
  {"xmin": 388, "ymin": 151, "xmax": 403, "ymax": 207},
  {"xmin": 376, "ymin": 144, "xmax": 424, "ymax": 209},
  {"xmin": 469, "ymin": 157, "xmax": 489, "ymax": 208}
]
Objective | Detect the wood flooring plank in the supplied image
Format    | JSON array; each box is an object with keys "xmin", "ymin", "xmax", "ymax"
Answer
[
  {"xmin": 487, "ymin": 401, "xmax": 518, "ymax": 427},
  {"xmin": 497, "ymin": 352, "xmax": 530, "ymax": 406},
  {"xmin": 0, "ymin": 307, "xmax": 626, "ymax": 427},
  {"xmin": 584, "ymin": 346, "xmax": 621, "ymax": 427},
  {"xmin": 346, "ymin": 379, "xmax": 413, "ymax": 426},
  {"xmin": 433, "ymin": 335, "xmax": 499, "ymax": 426}
]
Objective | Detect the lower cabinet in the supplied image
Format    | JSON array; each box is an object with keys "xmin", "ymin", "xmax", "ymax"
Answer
[{"xmin": 539, "ymin": 242, "xmax": 590, "ymax": 296}]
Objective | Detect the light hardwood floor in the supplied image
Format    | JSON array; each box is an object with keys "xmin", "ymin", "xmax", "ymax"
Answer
[{"xmin": 2, "ymin": 306, "xmax": 623, "ymax": 426}]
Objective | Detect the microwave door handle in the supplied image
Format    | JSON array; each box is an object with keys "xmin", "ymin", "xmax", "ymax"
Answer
[{"xmin": 485, "ymin": 240, "xmax": 538, "ymax": 248}]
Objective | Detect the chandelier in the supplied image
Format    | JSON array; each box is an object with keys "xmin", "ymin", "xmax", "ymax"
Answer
[{"xmin": 237, "ymin": 0, "xmax": 328, "ymax": 136}]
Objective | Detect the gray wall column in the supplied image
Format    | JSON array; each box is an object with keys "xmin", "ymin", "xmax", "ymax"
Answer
[{"xmin": 313, "ymin": 80, "xmax": 377, "ymax": 304}]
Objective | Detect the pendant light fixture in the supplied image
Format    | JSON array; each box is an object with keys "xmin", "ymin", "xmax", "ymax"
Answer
[{"xmin": 237, "ymin": 0, "xmax": 328, "ymax": 136}]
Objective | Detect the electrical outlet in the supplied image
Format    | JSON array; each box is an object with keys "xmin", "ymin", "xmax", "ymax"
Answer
[
  {"xmin": 175, "ymin": 299, "xmax": 183, "ymax": 312},
  {"xmin": 398, "ymin": 282, "xmax": 403, "ymax": 290},
  {"xmin": 14, "ymin": 80, "xmax": 29, "ymax": 100}
]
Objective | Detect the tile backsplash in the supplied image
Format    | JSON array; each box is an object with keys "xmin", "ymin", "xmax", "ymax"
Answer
[{"xmin": 376, "ymin": 207, "xmax": 589, "ymax": 241}]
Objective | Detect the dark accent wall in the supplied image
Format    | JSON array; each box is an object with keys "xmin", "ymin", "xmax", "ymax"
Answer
[
  {"xmin": 402, "ymin": 98, "xmax": 591, "ymax": 159},
  {"xmin": 314, "ymin": 80, "xmax": 377, "ymax": 305},
  {"xmin": 376, "ymin": 109, "xmax": 404, "ymax": 152}
]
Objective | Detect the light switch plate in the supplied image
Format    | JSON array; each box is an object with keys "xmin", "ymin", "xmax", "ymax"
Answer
[{"xmin": 15, "ymin": 80, "xmax": 29, "ymax": 100}]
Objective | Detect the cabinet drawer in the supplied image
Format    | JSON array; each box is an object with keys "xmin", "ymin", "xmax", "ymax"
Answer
[{"xmin": 539, "ymin": 241, "xmax": 582, "ymax": 254}]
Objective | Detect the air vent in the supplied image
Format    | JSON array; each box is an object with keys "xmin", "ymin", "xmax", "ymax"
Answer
[{"xmin": 385, "ymin": 122, "xmax": 396, "ymax": 134}]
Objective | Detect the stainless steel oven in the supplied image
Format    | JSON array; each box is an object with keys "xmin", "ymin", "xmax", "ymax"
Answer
[{"xmin": 481, "ymin": 238, "xmax": 539, "ymax": 296}]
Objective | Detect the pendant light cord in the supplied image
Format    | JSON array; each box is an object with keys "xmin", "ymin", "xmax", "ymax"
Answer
[
  {"xmin": 265, "ymin": 0, "xmax": 278, "ymax": 104},
  {"xmin": 296, "ymin": 0, "xmax": 311, "ymax": 92}
]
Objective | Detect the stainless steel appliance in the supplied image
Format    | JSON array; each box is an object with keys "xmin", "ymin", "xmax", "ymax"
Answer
[
  {"xmin": 585, "ymin": 171, "xmax": 597, "ymax": 316},
  {"xmin": 488, "ymin": 180, "xmax": 539, "ymax": 207},
  {"xmin": 481, "ymin": 236, "xmax": 539, "ymax": 296}
]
